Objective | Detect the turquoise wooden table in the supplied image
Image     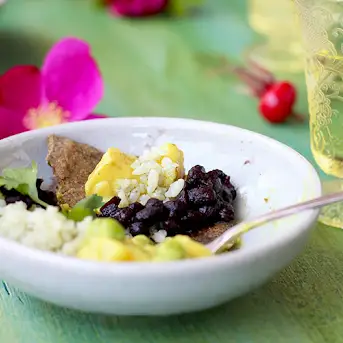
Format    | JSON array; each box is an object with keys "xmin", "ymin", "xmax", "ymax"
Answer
[{"xmin": 1, "ymin": 1, "xmax": 343, "ymax": 342}]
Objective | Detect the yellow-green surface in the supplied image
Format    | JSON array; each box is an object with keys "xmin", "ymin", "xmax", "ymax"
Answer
[{"xmin": 0, "ymin": 1, "xmax": 342, "ymax": 342}]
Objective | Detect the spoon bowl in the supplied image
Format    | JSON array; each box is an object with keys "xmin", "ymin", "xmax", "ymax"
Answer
[{"xmin": 207, "ymin": 191, "xmax": 343, "ymax": 253}]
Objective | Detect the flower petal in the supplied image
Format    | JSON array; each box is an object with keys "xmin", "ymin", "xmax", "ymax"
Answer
[
  {"xmin": 0, "ymin": 65, "xmax": 42, "ymax": 113},
  {"xmin": 42, "ymin": 37, "xmax": 104, "ymax": 121},
  {"xmin": 0, "ymin": 107, "xmax": 28, "ymax": 140},
  {"xmin": 109, "ymin": 0, "xmax": 168, "ymax": 17},
  {"xmin": 83, "ymin": 113, "xmax": 107, "ymax": 120}
]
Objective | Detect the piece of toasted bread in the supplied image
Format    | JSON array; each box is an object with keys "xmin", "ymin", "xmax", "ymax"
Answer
[{"xmin": 46, "ymin": 135, "xmax": 103, "ymax": 207}]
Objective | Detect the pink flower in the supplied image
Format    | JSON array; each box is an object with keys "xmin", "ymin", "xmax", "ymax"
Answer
[
  {"xmin": 0, "ymin": 37, "xmax": 105, "ymax": 139},
  {"xmin": 109, "ymin": 0, "xmax": 168, "ymax": 17}
]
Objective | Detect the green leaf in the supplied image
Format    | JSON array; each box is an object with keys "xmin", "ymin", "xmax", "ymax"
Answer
[
  {"xmin": 0, "ymin": 162, "xmax": 48, "ymax": 207},
  {"xmin": 74, "ymin": 195, "xmax": 104, "ymax": 211},
  {"xmin": 66, "ymin": 195, "xmax": 104, "ymax": 222}
]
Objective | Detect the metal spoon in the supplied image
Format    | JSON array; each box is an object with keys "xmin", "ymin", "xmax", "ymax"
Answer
[{"xmin": 206, "ymin": 191, "xmax": 343, "ymax": 254}]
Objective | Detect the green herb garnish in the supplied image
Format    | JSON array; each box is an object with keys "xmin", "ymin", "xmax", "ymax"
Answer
[
  {"xmin": 66, "ymin": 195, "xmax": 104, "ymax": 222},
  {"xmin": 0, "ymin": 162, "xmax": 48, "ymax": 207}
]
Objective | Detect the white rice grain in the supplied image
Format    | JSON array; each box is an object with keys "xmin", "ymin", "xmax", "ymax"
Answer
[
  {"xmin": 129, "ymin": 188, "xmax": 141, "ymax": 203},
  {"xmin": 139, "ymin": 194, "xmax": 151, "ymax": 206},
  {"xmin": 165, "ymin": 179, "xmax": 185, "ymax": 198},
  {"xmin": 147, "ymin": 169, "xmax": 159, "ymax": 194},
  {"xmin": 118, "ymin": 189, "xmax": 129, "ymax": 208},
  {"xmin": 152, "ymin": 230, "xmax": 167, "ymax": 243},
  {"xmin": 151, "ymin": 187, "xmax": 167, "ymax": 201}
]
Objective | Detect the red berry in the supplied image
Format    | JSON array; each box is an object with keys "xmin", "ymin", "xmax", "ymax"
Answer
[{"xmin": 258, "ymin": 81, "xmax": 296, "ymax": 123}]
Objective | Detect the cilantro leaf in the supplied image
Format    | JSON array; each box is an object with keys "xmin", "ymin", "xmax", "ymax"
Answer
[
  {"xmin": 0, "ymin": 162, "xmax": 48, "ymax": 207},
  {"xmin": 66, "ymin": 195, "xmax": 104, "ymax": 222}
]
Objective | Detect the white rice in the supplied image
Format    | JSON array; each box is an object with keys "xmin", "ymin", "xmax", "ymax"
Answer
[
  {"xmin": 0, "ymin": 201, "xmax": 170, "ymax": 254},
  {"xmin": 165, "ymin": 179, "xmax": 185, "ymax": 198},
  {"xmin": 151, "ymin": 229, "xmax": 167, "ymax": 243},
  {"xmin": 0, "ymin": 201, "xmax": 91, "ymax": 255},
  {"xmin": 114, "ymin": 146, "xmax": 184, "ymax": 208}
]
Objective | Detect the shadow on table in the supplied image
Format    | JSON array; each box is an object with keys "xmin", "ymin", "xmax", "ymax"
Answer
[{"xmin": 0, "ymin": 29, "xmax": 52, "ymax": 73}]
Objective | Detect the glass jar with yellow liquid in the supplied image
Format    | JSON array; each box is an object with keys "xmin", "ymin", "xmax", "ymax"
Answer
[
  {"xmin": 294, "ymin": 0, "xmax": 343, "ymax": 228},
  {"xmin": 248, "ymin": 0, "xmax": 304, "ymax": 73}
]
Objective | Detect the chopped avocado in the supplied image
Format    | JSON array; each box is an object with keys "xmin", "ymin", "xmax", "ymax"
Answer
[
  {"xmin": 127, "ymin": 244, "xmax": 151, "ymax": 261},
  {"xmin": 153, "ymin": 239, "xmax": 186, "ymax": 261},
  {"xmin": 77, "ymin": 237, "xmax": 132, "ymax": 262},
  {"xmin": 173, "ymin": 235, "xmax": 212, "ymax": 258},
  {"xmin": 131, "ymin": 235, "xmax": 153, "ymax": 246},
  {"xmin": 85, "ymin": 218, "xmax": 126, "ymax": 241},
  {"xmin": 77, "ymin": 233, "xmax": 216, "ymax": 262}
]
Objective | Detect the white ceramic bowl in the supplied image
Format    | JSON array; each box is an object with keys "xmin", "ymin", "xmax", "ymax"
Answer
[{"xmin": 0, "ymin": 118, "xmax": 321, "ymax": 315}]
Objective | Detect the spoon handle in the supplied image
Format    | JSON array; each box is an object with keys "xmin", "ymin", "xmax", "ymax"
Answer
[{"xmin": 206, "ymin": 190, "xmax": 343, "ymax": 253}]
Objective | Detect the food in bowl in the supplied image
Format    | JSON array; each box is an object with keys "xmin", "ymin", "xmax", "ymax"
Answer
[
  {"xmin": 0, "ymin": 118, "xmax": 322, "ymax": 315},
  {"xmin": 0, "ymin": 135, "xmax": 238, "ymax": 262}
]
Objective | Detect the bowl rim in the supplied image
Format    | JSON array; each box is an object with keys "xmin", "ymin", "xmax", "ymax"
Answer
[{"xmin": 0, "ymin": 117, "xmax": 322, "ymax": 275}]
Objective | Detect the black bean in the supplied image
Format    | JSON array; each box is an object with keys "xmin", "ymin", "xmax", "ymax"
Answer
[
  {"xmin": 5, "ymin": 194, "xmax": 34, "ymax": 208},
  {"xmin": 188, "ymin": 186, "xmax": 217, "ymax": 206},
  {"xmin": 164, "ymin": 199, "xmax": 187, "ymax": 218},
  {"xmin": 0, "ymin": 187, "xmax": 17, "ymax": 197},
  {"xmin": 36, "ymin": 179, "xmax": 44, "ymax": 189},
  {"xmin": 184, "ymin": 210, "xmax": 204, "ymax": 222},
  {"xmin": 218, "ymin": 205, "xmax": 235, "ymax": 222},
  {"xmin": 231, "ymin": 188, "xmax": 237, "ymax": 201},
  {"xmin": 176, "ymin": 189, "xmax": 189, "ymax": 205},
  {"xmin": 100, "ymin": 196, "xmax": 121, "ymax": 211},
  {"xmin": 0, "ymin": 186, "xmax": 35, "ymax": 208},
  {"xmin": 180, "ymin": 210, "xmax": 204, "ymax": 231},
  {"xmin": 1, "ymin": 183, "xmax": 57, "ymax": 208},
  {"xmin": 207, "ymin": 170, "xmax": 236, "ymax": 200},
  {"xmin": 128, "ymin": 222, "xmax": 149, "ymax": 236},
  {"xmin": 98, "ymin": 164, "xmax": 236, "ymax": 238},
  {"xmin": 135, "ymin": 199, "xmax": 166, "ymax": 223},
  {"xmin": 186, "ymin": 165, "xmax": 207, "ymax": 186},
  {"xmin": 198, "ymin": 204, "xmax": 220, "ymax": 219},
  {"xmin": 221, "ymin": 174, "xmax": 231, "ymax": 185},
  {"xmin": 36, "ymin": 181, "xmax": 58, "ymax": 206},
  {"xmin": 111, "ymin": 207, "xmax": 136, "ymax": 226},
  {"xmin": 128, "ymin": 202, "xmax": 144, "ymax": 213},
  {"xmin": 145, "ymin": 198, "xmax": 162, "ymax": 207},
  {"xmin": 150, "ymin": 222, "xmax": 163, "ymax": 231},
  {"xmin": 164, "ymin": 201, "xmax": 178, "ymax": 218},
  {"xmin": 40, "ymin": 190, "xmax": 58, "ymax": 206},
  {"xmin": 100, "ymin": 196, "xmax": 121, "ymax": 217},
  {"xmin": 162, "ymin": 219, "xmax": 181, "ymax": 236},
  {"xmin": 206, "ymin": 175, "xmax": 223, "ymax": 195},
  {"xmin": 100, "ymin": 204, "xmax": 119, "ymax": 218},
  {"xmin": 222, "ymin": 187, "xmax": 236, "ymax": 202},
  {"xmin": 221, "ymin": 175, "xmax": 237, "ymax": 200}
]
